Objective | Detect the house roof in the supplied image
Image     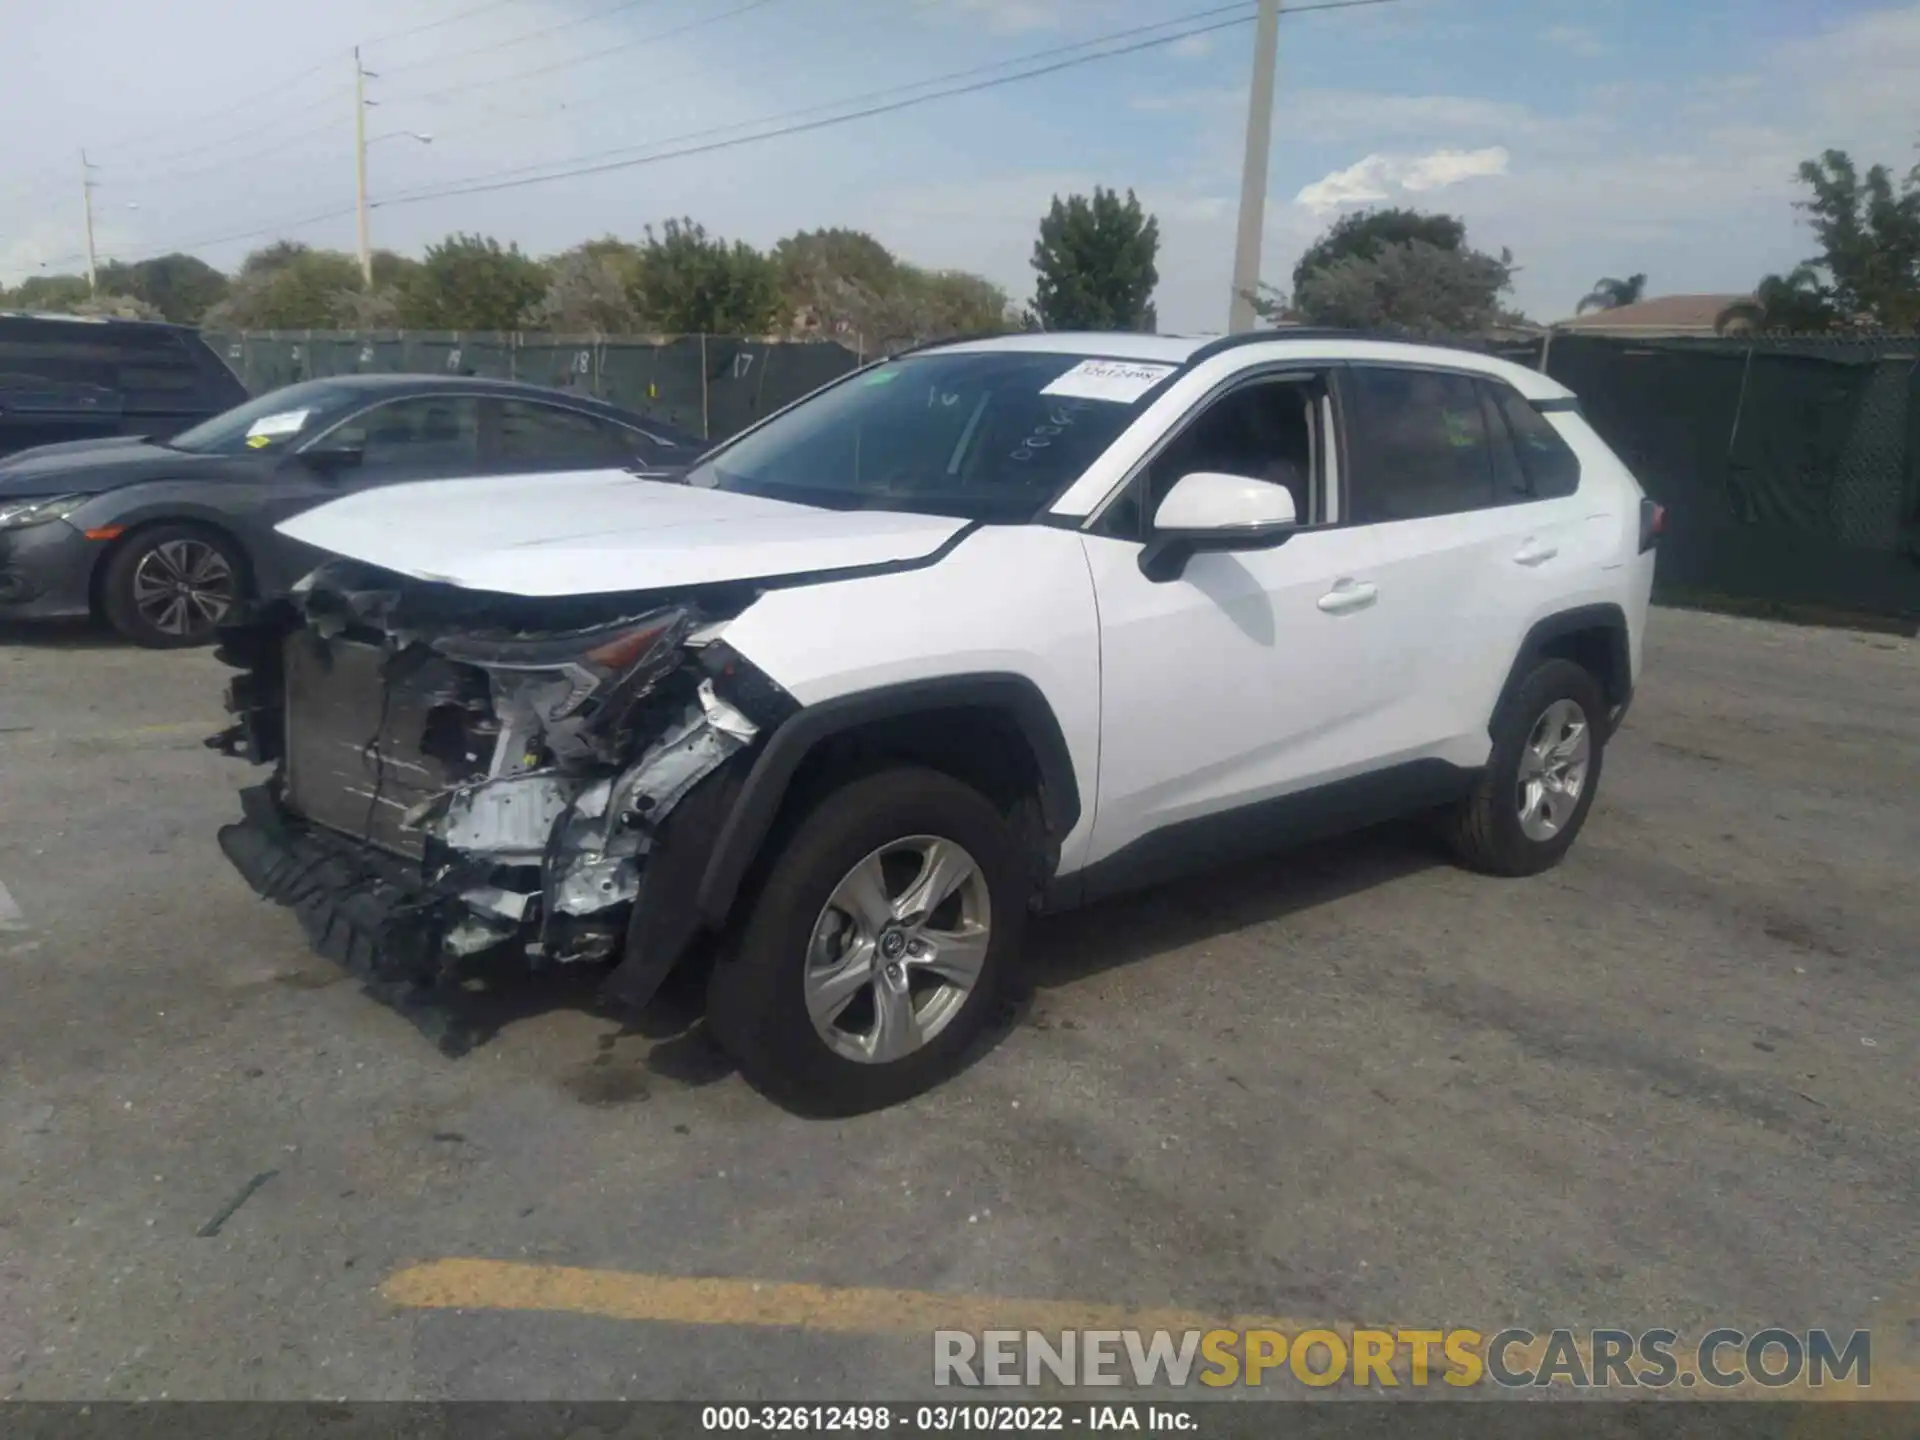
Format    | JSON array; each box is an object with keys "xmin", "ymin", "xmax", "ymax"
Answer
[{"xmin": 1554, "ymin": 294, "xmax": 1752, "ymax": 334}]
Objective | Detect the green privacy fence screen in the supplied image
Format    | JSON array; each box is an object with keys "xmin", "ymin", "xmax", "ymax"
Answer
[
  {"xmin": 205, "ymin": 328, "xmax": 1920, "ymax": 628},
  {"xmin": 1538, "ymin": 333, "xmax": 1920, "ymax": 627},
  {"xmin": 203, "ymin": 331, "xmax": 870, "ymax": 444}
]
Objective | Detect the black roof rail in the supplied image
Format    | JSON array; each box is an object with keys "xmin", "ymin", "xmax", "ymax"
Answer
[{"xmin": 1184, "ymin": 328, "xmax": 1546, "ymax": 364}]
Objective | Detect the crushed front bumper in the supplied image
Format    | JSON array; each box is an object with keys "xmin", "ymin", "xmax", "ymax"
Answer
[
  {"xmin": 208, "ymin": 562, "xmax": 795, "ymax": 1035},
  {"xmin": 218, "ymin": 782, "xmax": 458, "ymax": 987}
]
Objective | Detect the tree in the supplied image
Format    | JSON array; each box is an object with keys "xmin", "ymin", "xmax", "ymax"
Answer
[
  {"xmin": 1734, "ymin": 147, "xmax": 1920, "ymax": 333},
  {"xmin": 1291, "ymin": 208, "xmax": 1465, "ymax": 298},
  {"xmin": 397, "ymin": 233, "xmax": 548, "ymax": 331},
  {"xmin": 898, "ymin": 266, "xmax": 1014, "ymax": 337},
  {"xmin": 1715, "ymin": 266, "xmax": 1839, "ymax": 335},
  {"xmin": 92, "ymin": 254, "xmax": 230, "ymax": 323},
  {"xmin": 525, "ymin": 243, "xmax": 642, "ymax": 334},
  {"xmin": 238, "ymin": 240, "xmax": 317, "ymax": 278},
  {"xmin": 1576, "ymin": 273, "xmax": 1648, "ymax": 313},
  {"xmin": 628, "ymin": 219, "xmax": 783, "ymax": 334},
  {"xmin": 1030, "ymin": 186, "xmax": 1159, "ymax": 331},
  {"xmin": 68, "ymin": 293, "xmax": 165, "ymax": 321},
  {"xmin": 774, "ymin": 227, "xmax": 902, "ymax": 338},
  {"xmin": 202, "ymin": 247, "xmax": 362, "ymax": 329},
  {"xmin": 6, "ymin": 274, "xmax": 94, "ymax": 312},
  {"xmin": 1289, "ymin": 237, "xmax": 1516, "ymax": 337}
]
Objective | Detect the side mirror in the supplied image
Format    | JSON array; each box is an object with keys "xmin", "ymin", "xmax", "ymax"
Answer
[
  {"xmin": 1139, "ymin": 471, "xmax": 1299, "ymax": 582},
  {"xmin": 299, "ymin": 432, "xmax": 365, "ymax": 474}
]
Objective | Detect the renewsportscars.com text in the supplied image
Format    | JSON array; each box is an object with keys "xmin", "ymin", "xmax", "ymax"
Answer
[{"xmin": 933, "ymin": 1327, "xmax": 1873, "ymax": 1390}]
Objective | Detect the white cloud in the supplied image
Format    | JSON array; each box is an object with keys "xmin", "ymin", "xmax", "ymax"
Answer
[
  {"xmin": 1402, "ymin": 146, "xmax": 1511, "ymax": 192},
  {"xmin": 1296, "ymin": 146, "xmax": 1508, "ymax": 213},
  {"xmin": 1168, "ymin": 33, "xmax": 1214, "ymax": 60},
  {"xmin": 5, "ymin": 0, "xmax": 1918, "ymax": 334}
]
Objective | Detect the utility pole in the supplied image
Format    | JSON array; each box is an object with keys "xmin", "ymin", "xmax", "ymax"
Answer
[
  {"xmin": 354, "ymin": 48, "xmax": 373, "ymax": 288},
  {"xmin": 1227, "ymin": 0, "xmax": 1282, "ymax": 332},
  {"xmin": 80, "ymin": 150, "xmax": 99, "ymax": 295}
]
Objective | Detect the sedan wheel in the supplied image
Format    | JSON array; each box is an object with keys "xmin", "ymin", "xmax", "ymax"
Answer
[
  {"xmin": 100, "ymin": 524, "xmax": 248, "ymax": 649},
  {"xmin": 131, "ymin": 538, "xmax": 237, "ymax": 639}
]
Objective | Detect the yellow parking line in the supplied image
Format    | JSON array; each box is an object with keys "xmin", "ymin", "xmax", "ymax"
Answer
[
  {"xmin": 383, "ymin": 1258, "xmax": 1304, "ymax": 1335},
  {"xmin": 383, "ymin": 1259, "xmax": 1917, "ymax": 1399}
]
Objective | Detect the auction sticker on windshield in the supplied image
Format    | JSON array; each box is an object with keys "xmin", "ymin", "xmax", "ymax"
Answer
[
  {"xmin": 1040, "ymin": 359, "xmax": 1178, "ymax": 404},
  {"xmin": 245, "ymin": 409, "xmax": 310, "ymax": 446}
]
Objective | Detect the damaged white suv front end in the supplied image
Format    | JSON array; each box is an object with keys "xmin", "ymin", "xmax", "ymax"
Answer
[{"xmin": 209, "ymin": 555, "xmax": 798, "ymax": 1045}]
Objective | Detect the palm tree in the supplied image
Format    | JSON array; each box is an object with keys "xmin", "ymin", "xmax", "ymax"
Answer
[
  {"xmin": 1576, "ymin": 273, "xmax": 1649, "ymax": 313},
  {"xmin": 1714, "ymin": 266, "xmax": 1838, "ymax": 335}
]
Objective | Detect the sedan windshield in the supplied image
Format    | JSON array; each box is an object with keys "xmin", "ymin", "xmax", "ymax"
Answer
[
  {"xmin": 685, "ymin": 351, "xmax": 1176, "ymax": 520},
  {"xmin": 166, "ymin": 381, "xmax": 364, "ymax": 456}
]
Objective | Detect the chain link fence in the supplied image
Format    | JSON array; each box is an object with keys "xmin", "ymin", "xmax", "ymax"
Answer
[{"xmin": 204, "ymin": 330, "xmax": 870, "ymax": 443}]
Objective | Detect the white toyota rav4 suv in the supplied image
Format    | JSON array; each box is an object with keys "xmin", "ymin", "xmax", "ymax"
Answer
[{"xmin": 210, "ymin": 330, "xmax": 1659, "ymax": 1111}]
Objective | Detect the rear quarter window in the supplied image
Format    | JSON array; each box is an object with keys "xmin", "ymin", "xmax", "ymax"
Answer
[
  {"xmin": 1486, "ymin": 382, "xmax": 1582, "ymax": 499},
  {"xmin": 0, "ymin": 319, "xmax": 227, "ymax": 416}
]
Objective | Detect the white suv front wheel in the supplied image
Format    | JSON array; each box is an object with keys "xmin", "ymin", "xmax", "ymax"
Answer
[{"xmin": 707, "ymin": 766, "xmax": 1024, "ymax": 1113}]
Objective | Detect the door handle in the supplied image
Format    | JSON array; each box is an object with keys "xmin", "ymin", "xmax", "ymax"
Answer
[
  {"xmin": 1317, "ymin": 579, "xmax": 1378, "ymax": 615},
  {"xmin": 1513, "ymin": 539, "xmax": 1558, "ymax": 566}
]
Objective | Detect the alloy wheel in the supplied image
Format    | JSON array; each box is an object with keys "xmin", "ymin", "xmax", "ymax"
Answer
[
  {"xmin": 130, "ymin": 538, "xmax": 236, "ymax": 639},
  {"xmin": 803, "ymin": 835, "xmax": 992, "ymax": 1065},
  {"xmin": 1516, "ymin": 697, "xmax": 1591, "ymax": 841}
]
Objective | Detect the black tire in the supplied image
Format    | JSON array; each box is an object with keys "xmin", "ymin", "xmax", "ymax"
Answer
[
  {"xmin": 707, "ymin": 766, "xmax": 1026, "ymax": 1115},
  {"xmin": 99, "ymin": 522, "xmax": 247, "ymax": 649},
  {"xmin": 1442, "ymin": 658, "xmax": 1608, "ymax": 877}
]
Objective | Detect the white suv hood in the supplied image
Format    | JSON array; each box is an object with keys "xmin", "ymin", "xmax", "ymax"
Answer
[{"xmin": 276, "ymin": 468, "xmax": 969, "ymax": 597}]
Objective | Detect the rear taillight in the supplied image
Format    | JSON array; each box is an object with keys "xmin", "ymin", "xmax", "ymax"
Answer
[{"xmin": 1639, "ymin": 497, "xmax": 1665, "ymax": 552}]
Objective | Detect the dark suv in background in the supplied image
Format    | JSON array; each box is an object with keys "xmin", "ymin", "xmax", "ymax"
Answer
[{"xmin": 0, "ymin": 312, "xmax": 247, "ymax": 459}]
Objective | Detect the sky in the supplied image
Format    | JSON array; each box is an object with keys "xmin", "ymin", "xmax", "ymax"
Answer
[{"xmin": 1, "ymin": 0, "xmax": 1916, "ymax": 330}]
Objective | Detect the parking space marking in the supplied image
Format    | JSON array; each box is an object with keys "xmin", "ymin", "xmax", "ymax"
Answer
[
  {"xmin": 383, "ymin": 1260, "xmax": 1916, "ymax": 1398},
  {"xmin": 384, "ymin": 1258, "xmax": 1307, "ymax": 1335}
]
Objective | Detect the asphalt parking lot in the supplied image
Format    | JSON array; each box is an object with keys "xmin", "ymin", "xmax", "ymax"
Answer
[{"xmin": 0, "ymin": 606, "xmax": 1914, "ymax": 1402}]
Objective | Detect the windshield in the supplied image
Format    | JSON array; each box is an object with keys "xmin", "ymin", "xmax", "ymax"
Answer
[
  {"xmin": 166, "ymin": 381, "xmax": 364, "ymax": 456},
  {"xmin": 685, "ymin": 351, "xmax": 1177, "ymax": 520}
]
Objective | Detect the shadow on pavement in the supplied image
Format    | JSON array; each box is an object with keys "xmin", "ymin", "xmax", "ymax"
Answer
[
  {"xmin": 340, "ymin": 822, "xmax": 1440, "ymax": 1115},
  {"xmin": 0, "ymin": 619, "xmax": 124, "ymax": 650}
]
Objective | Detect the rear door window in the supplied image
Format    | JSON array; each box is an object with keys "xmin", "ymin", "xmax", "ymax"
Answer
[
  {"xmin": 0, "ymin": 319, "xmax": 210, "ymax": 414},
  {"xmin": 492, "ymin": 400, "xmax": 635, "ymax": 466},
  {"xmin": 1344, "ymin": 365, "xmax": 1495, "ymax": 523}
]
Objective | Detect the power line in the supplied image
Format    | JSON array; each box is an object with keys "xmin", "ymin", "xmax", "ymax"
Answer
[
  {"xmin": 72, "ymin": 61, "xmax": 345, "ymax": 163},
  {"xmin": 377, "ymin": 0, "xmax": 1402, "ymax": 212},
  {"xmin": 392, "ymin": 0, "xmax": 894, "ymax": 141},
  {"xmin": 376, "ymin": 0, "xmax": 662, "ymax": 77},
  {"xmin": 360, "ymin": 0, "xmax": 531, "ymax": 47},
  {"xmin": 380, "ymin": 0, "xmax": 1269, "ymax": 206},
  {"xmin": 383, "ymin": 0, "xmax": 788, "ymax": 108},
  {"xmin": 29, "ymin": 0, "xmax": 1401, "ymax": 276}
]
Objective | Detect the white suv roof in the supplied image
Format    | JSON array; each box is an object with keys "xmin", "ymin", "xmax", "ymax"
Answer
[{"xmin": 927, "ymin": 330, "xmax": 1572, "ymax": 402}]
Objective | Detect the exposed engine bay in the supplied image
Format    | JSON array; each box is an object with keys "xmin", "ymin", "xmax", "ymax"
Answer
[{"xmin": 207, "ymin": 558, "xmax": 796, "ymax": 1028}]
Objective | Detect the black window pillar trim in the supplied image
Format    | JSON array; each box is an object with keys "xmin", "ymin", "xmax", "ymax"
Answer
[{"xmin": 693, "ymin": 672, "xmax": 1082, "ymax": 927}]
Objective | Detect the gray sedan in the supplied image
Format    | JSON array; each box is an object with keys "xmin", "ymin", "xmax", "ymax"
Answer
[{"xmin": 0, "ymin": 374, "xmax": 702, "ymax": 646}]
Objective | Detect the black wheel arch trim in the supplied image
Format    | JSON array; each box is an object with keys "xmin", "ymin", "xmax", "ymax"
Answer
[
  {"xmin": 693, "ymin": 672, "xmax": 1082, "ymax": 928},
  {"xmin": 1494, "ymin": 603, "xmax": 1633, "ymax": 736}
]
